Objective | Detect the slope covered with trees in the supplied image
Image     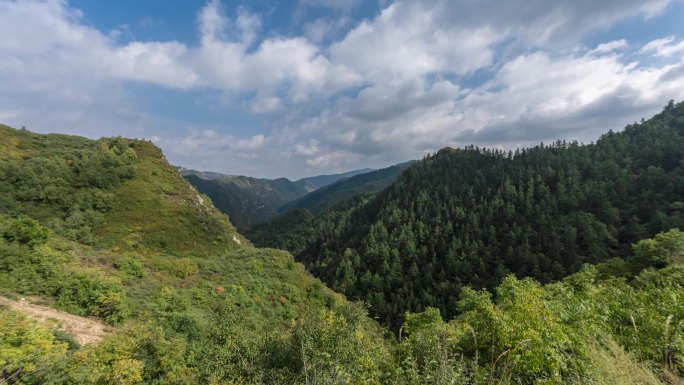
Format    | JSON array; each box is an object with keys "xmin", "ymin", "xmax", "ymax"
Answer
[
  {"xmin": 280, "ymin": 161, "xmax": 415, "ymax": 214},
  {"xmin": 250, "ymin": 101, "xmax": 684, "ymax": 328},
  {"xmin": 182, "ymin": 174, "xmax": 309, "ymax": 229},
  {"xmin": 182, "ymin": 168, "xmax": 373, "ymax": 229}
]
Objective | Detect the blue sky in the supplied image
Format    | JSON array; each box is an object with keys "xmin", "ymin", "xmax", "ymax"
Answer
[{"xmin": 1, "ymin": 0, "xmax": 684, "ymax": 179}]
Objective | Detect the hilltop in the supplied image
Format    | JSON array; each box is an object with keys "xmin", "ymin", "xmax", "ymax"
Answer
[{"xmin": 0, "ymin": 125, "xmax": 389, "ymax": 384}]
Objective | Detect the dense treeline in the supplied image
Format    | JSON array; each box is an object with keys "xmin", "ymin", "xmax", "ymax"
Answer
[
  {"xmin": 250, "ymin": 101, "xmax": 684, "ymax": 328},
  {"xmin": 247, "ymin": 194, "xmax": 376, "ymax": 255},
  {"xmin": 3, "ymin": 228, "xmax": 684, "ymax": 384}
]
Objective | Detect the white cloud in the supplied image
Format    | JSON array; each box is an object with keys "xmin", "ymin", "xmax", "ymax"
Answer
[
  {"xmin": 235, "ymin": 134, "xmax": 268, "ymax": 150},
  {"xmin": 590, "ymin": 40, "xmax": 629, "ymax": 55},
  {"xmin": 292, "ymin": 45, "xmax": 684, "ymax": 169},
  {"xmin": 639, "ymin": 36, "xmax": 684, "ymax": 58},
  {"xmin": 249, "ymin": 95, "xmax": 283, "ymax": 114},
  {"xmin": 111, "ymin": 41, "xmax": 197, "ymax": 88},
  {"xmin": 330, "ymin": 3, "xmax": 498, "ymax": 80},
  {"xmin": 0, "ymin": 0, "xmax": 683, "ymax": 178}
]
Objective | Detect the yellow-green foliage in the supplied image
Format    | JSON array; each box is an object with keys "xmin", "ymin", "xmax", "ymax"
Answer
[
  {"xmin": 0, "ymin": 309, "xmax": 68, "ymax": 383},
  {"xmin": 586, "ymin": 336, "xmax": 663, "ymax": 385},
  {"xmin": 66, "ymin": 322, "xmax": 196, "ymax": 385},
  {"xmin": 0, "ymin": 124, "xmax": 244, "ymax": 256}
]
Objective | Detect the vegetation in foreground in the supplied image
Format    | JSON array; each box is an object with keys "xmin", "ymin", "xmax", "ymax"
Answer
[
  {"xmin": 0, "ymin": 121, "xmax": 683, "ymax": 384},
  {"xmin": 2, "ymin": 220, "xmax": 683, "ymax": 384}
]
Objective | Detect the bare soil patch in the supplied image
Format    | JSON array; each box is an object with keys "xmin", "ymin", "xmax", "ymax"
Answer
[{"xmin": 0, "ymin": 296, "xmax": 112, "ymax": 345}]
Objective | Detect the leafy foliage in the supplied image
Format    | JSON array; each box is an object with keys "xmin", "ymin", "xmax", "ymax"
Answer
[
  {"xmin": 0, "ymin": 309, "xmax": 69, "ymax": 385},
  {"xmin": 251, "ymin": 101, "xmax": 684, "ymax": 329}
]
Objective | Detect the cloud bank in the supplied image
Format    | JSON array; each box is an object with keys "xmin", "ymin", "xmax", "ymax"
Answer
[{"xmin": 1, "ymin": 0, "xmax": 683, "ymax": 178}]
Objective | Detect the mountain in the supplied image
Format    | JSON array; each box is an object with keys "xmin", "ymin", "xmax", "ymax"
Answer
[
  {"xmin": 182, "ymin": 174, "xmax": 309, "ymax": 229},
  {"xmin": 174, "ymin": 166, "xmax": 232, "ymax": 180},
  {"xmin": 280, "ymin": 161, "xmax": 415, "ymax": 214},
  {"xmin": 0, "ymin": 124, "xmax": 389, "ymax": 383},
  {"xmin": 181, "ymin": 167, "xmax": 374, "ymax": 229},
  {"xmin": 2, "ymin": 122, "xmax": 684, "ymax": 383},
  {"xmin": 294, "ymin": 168, "xmax": 374, "ymax": 192},
  {"xmin": 248, "ymin": 101, "xmax": 684, "ymax": 328}
]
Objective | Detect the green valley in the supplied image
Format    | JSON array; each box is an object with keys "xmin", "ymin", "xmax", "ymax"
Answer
[
  {"xmin": 1, "ymin": 101, "xmax": 684, "ymax": 384},
  {"xmin": 181, "ymin": 168, "xmax": 374, "ymax": 230}
]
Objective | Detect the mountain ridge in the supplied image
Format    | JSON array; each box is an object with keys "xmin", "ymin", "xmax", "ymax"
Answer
[
  {"xmin": 279, "ymin": 161, "xmax": 416, "ymax": 214},
  {"xmin": 180, "ymin": 166, "xmax": 375, "ymax": 229},
  {"xmin": 249, "ymin": 100, "xmax": 684, "ymax": 328}
]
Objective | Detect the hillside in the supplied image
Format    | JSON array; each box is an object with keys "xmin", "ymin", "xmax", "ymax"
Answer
[
  {"xmin": 183, "ymin": 174, "xmax": 309, "ymax": 229},
  {"xmin": 279, "ymin": 161, "xmax": 415, "ymax": 214},
  {"xmin": 249, "ymin": 101, "xmax": 684, "ymax": 328},
  {"xmin": 0, "ymin": 126, "xmax": 248, "ymax": 255},
  {"xmin": 294, "ymin": 168, "xmax": 374, "ymax": 192},
  {"xmin": 0, "ymin": 125, "xmax": 388, "ymax": 384},
  {"xmin": 182, "ymin": 167, "xmax": 373, "ymax": 229},
  {"xmin": 175, "ymin": 167, "xmax": 232, "ymax": 180},
  {"xmin": 1, "ymin": 123, "xmax": 684, "ymax": 383}
]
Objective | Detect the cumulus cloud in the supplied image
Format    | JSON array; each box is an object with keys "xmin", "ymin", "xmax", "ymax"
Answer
[
  {"xmin": 294, "ymin": 46, "xmax": 684, "ymax": 168},
  {"xmin": 0, "ymin": 0, "xmax": 683, "ymax": 178},
  {"xmin": 330, "ymin": 3, "xmax": 498, "ymax": 80}
]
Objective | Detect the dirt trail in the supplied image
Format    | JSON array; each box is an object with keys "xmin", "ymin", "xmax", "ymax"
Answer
[{"xmin": 0, "ymin": 296, "xmax": 112, "ymax": 345}]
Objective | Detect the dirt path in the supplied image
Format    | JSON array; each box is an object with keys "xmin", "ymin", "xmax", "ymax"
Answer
[{"xmin": 0, "ymin": 296, "xmax": 112, "ymax": 345}]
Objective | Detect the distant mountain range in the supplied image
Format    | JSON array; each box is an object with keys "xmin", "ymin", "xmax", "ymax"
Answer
[
  {"xmin": 179, "ymin": 167, "xmax": 375, "ymax": 229},
  {"xmin": 279, "ymin": 161, "xmax": 416, "ymax": 214}
]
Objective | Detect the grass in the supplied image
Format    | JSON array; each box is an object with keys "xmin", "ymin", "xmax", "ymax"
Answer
[{"xmin": 587, "ymin": 335, "xmax": 663, "ymax": 385}]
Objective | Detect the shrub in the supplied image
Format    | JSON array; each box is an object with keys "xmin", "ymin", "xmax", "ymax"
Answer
[
  {"xmin": 56, "ymin": 270, "xmax": 131, "ymax": 324},
  {"xmin": 3, "ymin": 215, "xmax": 48, "ymax": 247}
]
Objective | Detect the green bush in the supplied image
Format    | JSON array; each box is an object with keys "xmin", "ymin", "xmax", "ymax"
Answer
[
  {"xmin": 3, "ymin": 215, "xmax": 48, "ymax": 247},
  {"xmin": 113, "ymin": 255, "xmax": 145, "ymax": 279},
  {"xmin": 56, "ymin": 270, "xmax": 131, "ymax": 324}
]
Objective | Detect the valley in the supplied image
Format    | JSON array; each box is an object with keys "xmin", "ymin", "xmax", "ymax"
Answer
[{"xmin": 1, "ymin": 103, "xmax": 683, "ymax": 384}]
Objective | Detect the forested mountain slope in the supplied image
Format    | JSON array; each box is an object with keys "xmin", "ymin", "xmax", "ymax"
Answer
[
  {"xmin": 182, "ymin": 174, "xmax": 309, "ymax": 229},
  {"xmin": 182, "ymin": 168, "xmax": 373, "ymax": 229},
  {"xmin": 280, "ymin": 161, "xmax": 415, "ymax": 214},
  {"xmin": 251, "ymin": 101, "xmax": 684, "ymax": 328},
  {"xmin": 295, "ymin": 168, "xmax": 374, "ymax": 192},
  {"xmin": 1, "ymin": 123, "xmax": 684, "ymax": 383}
]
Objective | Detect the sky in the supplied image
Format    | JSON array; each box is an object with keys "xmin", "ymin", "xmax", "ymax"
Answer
[{"xmin": 1, "ymin": 0, "xmax": 684, "ymax": 179}]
